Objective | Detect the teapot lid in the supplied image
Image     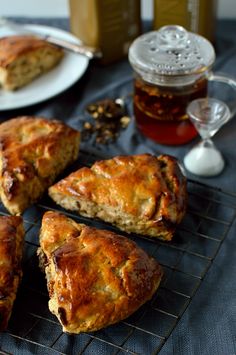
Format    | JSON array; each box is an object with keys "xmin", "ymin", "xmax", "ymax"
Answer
[{"xmin": 128, "ymin": 25, "xmax": 215, "ymax": 85}]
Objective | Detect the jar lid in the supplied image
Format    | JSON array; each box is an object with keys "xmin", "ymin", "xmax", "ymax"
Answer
[{"xmin": 128, "ymin": 25, "xmax": 215, "ymax": 85}]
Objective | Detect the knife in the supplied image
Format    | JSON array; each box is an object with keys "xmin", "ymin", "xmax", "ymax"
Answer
[{"xmin": 0, "ymin": 17, "xmax": 102, "ymax": 59}]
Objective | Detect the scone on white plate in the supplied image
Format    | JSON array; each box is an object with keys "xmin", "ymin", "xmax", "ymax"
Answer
[{"xmin": 0, "ymin": 35, "xmax": 64, "ymax": 90}]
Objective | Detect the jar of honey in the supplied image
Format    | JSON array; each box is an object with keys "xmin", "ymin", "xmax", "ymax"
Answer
[{"xmin": 128, "ymin": 25, "xmax": 215, "ymax": 145}]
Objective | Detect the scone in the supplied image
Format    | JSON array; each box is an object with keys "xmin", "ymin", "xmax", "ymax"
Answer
[
  {"xmin": 38, "ymin": 211, "xmax": 163, "ymax": 334},
  {"xmin": 0, "ymin": 215, "xmax": 24, "ymax": 331},
  {"xmin": 0, "ymin": 116, "xmax": 80, "ymax": 215},
  {"xmin": 0, "ymin": 35, "xmax": 64, "ymax": 90},
  {"xmin": 49, "ymin": 154, "xmax": 187, "ymax": 241}
]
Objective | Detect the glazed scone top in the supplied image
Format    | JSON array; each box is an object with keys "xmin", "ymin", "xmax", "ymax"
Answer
[
  {"xmin": 0, "ymin": 116, "xmax": 80, "ymax": 215},
  {"xmin": 51, "ymin": 154, "xmax": 187, "ymax": 224},
  {"xmin": 0, "ymin": 215, "xmax": 24, "ymax": 331},
  {"xmin": 39, "ymin": 211, "xmax": 163, "ymax": 333},
  {"xmin": 0, "ymin": 116, "xmax": 79, "ymax": 181}
]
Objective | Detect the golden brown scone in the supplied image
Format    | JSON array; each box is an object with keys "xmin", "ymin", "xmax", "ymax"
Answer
[
  {"xmin": 0, "ymin": 35, "xmax": 64, "ymax": 90},
  {"xmin": 0, "ymin": 215, "xmax": 24, "ymax": 331},
  {"xmin": 38, "ymin": 211, "xmax": 163, "ymax": 334},
  {"xmin": 49, "ymin": 154, "xmax": 187, "ymax": 241},
  {"xmin": 0, "ymin": 116, "xmax": 80, "ymax": 215}
]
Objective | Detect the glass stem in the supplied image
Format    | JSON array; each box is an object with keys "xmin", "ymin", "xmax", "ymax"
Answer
[{"xmin": 202, "ymin": 138, "xmax": 214, "ymax": 148}]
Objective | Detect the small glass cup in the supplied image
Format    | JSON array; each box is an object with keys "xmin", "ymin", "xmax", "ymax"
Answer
[{"xmin": 128, "ymin": 25, "xmax": 236, "ymax": 145}]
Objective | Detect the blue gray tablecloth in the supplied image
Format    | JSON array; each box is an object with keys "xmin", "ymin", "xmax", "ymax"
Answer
[{"xmin": 0, "ymin": 18, "xmax": 236, "ymax": 355}]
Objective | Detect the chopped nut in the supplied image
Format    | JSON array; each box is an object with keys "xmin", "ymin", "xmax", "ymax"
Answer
[
  {"xmin": 92, "ymin": 112, "xmax": 99, "ymax": 119},
  {"xmin": 84, "ymin": 122, "xmax": 92, "ymax": 129},
  {"xmin": 105, "ymin": 112, "xmax": 113, "ymax": 118},
  {"xmin": 120, "ymin": 116, "xmax": 130, "ymax": 128},
  {"xmin": 97, "ymin": 106, "xmax": 104, "ymax": 114},
  {"xmin": 87, "ymin": 104, "xmax": 97, "ymax": 113}
]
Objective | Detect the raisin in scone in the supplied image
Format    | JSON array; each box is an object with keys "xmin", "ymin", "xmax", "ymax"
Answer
[
  {"xmin": 0, "ymin": 116, "xmax": 80, "ymax": 215},
  {"xmin": 49, "ymin": 154, "xmax": 187, "ymax": 241},
  {"xmin": 38, "ymin": 211, "xmax": 163, "ymax": 334},
  {"xmin": 0, "ymin": 35, "xmax": 64, "ymax": 90},
  {"xmin": 0, "ymin": 215, "xmax": 24, "ymax": 331}
]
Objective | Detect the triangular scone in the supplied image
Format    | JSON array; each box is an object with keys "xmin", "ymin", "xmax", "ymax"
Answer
[
  {"xmin": 38, "ymin": 211, "xmax": 163, "ymax": 334},
  {"xmin": 0, "ymin": 35, "xmax": 64, "ymax": 90},
  {"xmin": 0, "ymin": 215, "xmax": 24, "ymax": 331},
  {"xmin": 0, "ymin": 116, "xmax": 80, "ymax": 215},
  {"xmin": 49, "ymin": 154, "xmax": 187, "ymax": 241}
]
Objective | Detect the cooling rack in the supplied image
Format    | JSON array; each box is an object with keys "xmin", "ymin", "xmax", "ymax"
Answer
[{"xmin": 0, "ymin": 149, "xmax": 235, "ymax": 355}]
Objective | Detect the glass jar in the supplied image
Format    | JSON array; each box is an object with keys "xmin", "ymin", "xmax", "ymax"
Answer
[{"xmin": 128, "ymin": 25, "xmax": 219, "ymax": 145}]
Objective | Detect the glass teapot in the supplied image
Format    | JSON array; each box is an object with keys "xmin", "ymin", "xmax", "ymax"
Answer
[{"xmin": 128, "ymin": 25, "xmax": 236, "ymax": 145}]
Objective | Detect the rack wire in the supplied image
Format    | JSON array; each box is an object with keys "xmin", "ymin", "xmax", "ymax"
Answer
[{"xmin": 0, "ymin": 150, "xmax": 235, "ymax": 355}]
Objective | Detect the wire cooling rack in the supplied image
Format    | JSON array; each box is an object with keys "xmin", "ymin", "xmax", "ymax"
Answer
[{"xmin": 0, "ymin": 150, "xmax": 236, "ymax": 355}]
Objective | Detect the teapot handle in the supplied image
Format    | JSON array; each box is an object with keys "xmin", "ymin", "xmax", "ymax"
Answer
[{"xmin": 208, "ymin": 72, "xmax": 236, "ymax": 118}]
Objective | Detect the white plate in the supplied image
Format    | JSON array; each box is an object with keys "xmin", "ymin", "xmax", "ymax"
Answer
[{"xmin": 0, "ymin": 24, "xmax": 89, "ymax": 110}]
